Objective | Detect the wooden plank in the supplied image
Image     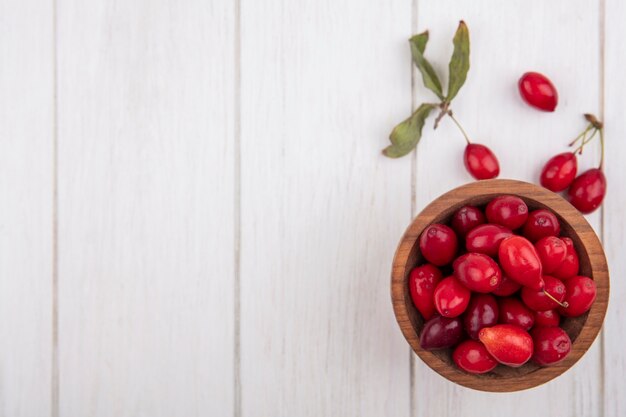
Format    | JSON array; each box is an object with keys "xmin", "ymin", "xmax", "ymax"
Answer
[
  {"xmin": 412, "ymin": 1, "xmax": 603, "ymax": 415},
  {"xmin": 56, "ymin": 1, "xmax": 235, "ymax": 415},
  {"xmin": 0, "ymin": 1, "xmax": 53, "ymax": 415},
  {"xmin": 239, "ymin": 0, "xmax": 413, "ymax": 415},
  {"xmin": 602, "ymin": 0, "xmax": 626, "ymax": 415}
]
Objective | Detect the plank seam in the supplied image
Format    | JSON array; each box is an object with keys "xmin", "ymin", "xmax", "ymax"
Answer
[{"xmin": 234, "ymin": 0, "xmax": 242, "ymax": 415}]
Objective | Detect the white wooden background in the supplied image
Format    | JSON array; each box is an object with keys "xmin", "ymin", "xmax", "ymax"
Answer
[{"xmin": 0, "ymin": 0, "xmax": 624, "ymax": 416}]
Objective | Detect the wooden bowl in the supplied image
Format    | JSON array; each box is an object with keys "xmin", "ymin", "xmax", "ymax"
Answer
[{"xmin": 390, "ymin": 179, "xmax": 609, "ymax": 392}]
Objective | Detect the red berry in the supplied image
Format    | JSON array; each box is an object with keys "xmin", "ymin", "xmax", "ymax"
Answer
[
  {"xmin": 453, "ymin": 340, "xmax": 498, "ymax": 374},
  {"xmin": 497, "ymin": 297, "xmax": 535, "ymax": 331},
  {"xmin": 518, "ymin": 71, "xmax": 558, "ymax": 112},
  {"xmin": 559, "ymin": 276, "xmax": 597, "ymax": 317},
  {"xmin": 492, "ymin": 274, "xmax": 522, "ymax": 297},
  {"xmin": 465, "ymin": 224, "xmax": 513, "ymax": 257},
  {"xmin": 464, "ymin": 144, "xmax": 500, "ymax": 180},
  {"xmin": 568, "ymin": 168, "xmax": 607, "ymax": 214},
  {"xmin": 463, "ymin": 294, "xmax": 499, "ymax": 340},
  {"xmin": 433, "ymin": 276, "xmax": 471, "ymax": 318},
  {"xmin": 534, "ymin": 236, "xmax": 567, "ymax": 274},
  {"xmin": 453, "ymin": 253, "xmax": 502, "ymax": 293},
  {"xmin": 498, "ymin": 236, "xmax": 544, "ymax": 290},
  {"xmin": 540, "ymin": 152, "xmax": 577, "ymax": 192},
  {"xmin": 409, "ymin": 264, "xmax": 442, "ymax": 320},
  {"xmin": 521, "ymin": 275, "xmax": 566, "ymax": 311},
  {"xmin": 419, "ymin": 315, "xmax": 463, "ymax": 350},
  {"xmin": 534, "ymin": 309, "xmax": 561, "ymax": 327},
  {"xmin": 486, "ymin": 195, "xmax": 529, "ymax": 230},
  {"xmin": 531, "ymin": 327, "xmax": 571, "ymax": 366},
  {"xmin": 523, "ymin": 209, "xmax": 560, "ymax": 242},
  {"xmin": 451, "ymin": 205, "xmax": 486, "ymax": 238},
  {"xmin": 479, "ymin": 324, "xmax": 534, "ymax": 367},
  {"xmin": 552, "ymin": 237, "xmax": 579, "ymax": 279},
  {"xmin": 419, "ymin": 224, "xmax": 458, "ymax": 266}
]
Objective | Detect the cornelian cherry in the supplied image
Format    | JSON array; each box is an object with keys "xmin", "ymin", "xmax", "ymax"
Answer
[
  {"xmin": 492, "ymin": 274, "xmax": 522, "ymax": 297},
  {"xmin": 552, "ymin": 237, "xmax": 579, "ymax": 279},
  {"xmin": 498, "ymin": 297, "xmax": 534, "ymax": 331},
  {"xmin": 559, "ymin": 276, "xmax": 597, "ymax": 317},
  {"xmin": 453, "ymin": 253, "xmax": 502, "ymax": 293},
  {"xmin": 465, "ymin": 224, "xmax": 512, "ymax": 257},
  {"xmin": 453, "ymin": 340, "xmax": 498, "ymax": 374},
  {"xmin": 534, "ymin": 236, "xmax": 567, "ymax": 274},
  {"xmin": 534, "ymin": 309, "xmax": 561, "ymax": 327},
  {"xmin": 451, "ymin": 205, "xmax": 486, "ymax": 238},
  {"xmin": 540, "ymin": 152, "xmax": 577, "ymax": 192},
  {"xmin": 518, "ymin": 71, "xmax": 558, "ymax": 112},
  {"xmin": 486, "ymin": 195, "xmax": 529, "ymax": 230},
  {"xmin": 419, "ymin": 315, "xmax": 463, "ymax": 350},
  {"xmin": 463, "ymin": 294, "xmax": 499, "ymax": 340},
  {"xmin": 521, "ymin": 275, "xmax": 566, "ymax": 311},
  {"xmin": 498, "ymin": 236, "xmax": 544, "ymax": 290},
  {"xmin": 419, "ymin": 224, "xmax": 458, "ymax": 266},
  {"xmin": 568, "ymin": 168, "xmax": 607, "ymax": 214},
  {"xmin": 409, "ymin": 264, "xmax": 442, "ymax": 320},
  {"xmin": 479, "ymin": 324, "xmax": 533, "ymax": 367},
  {"xmin": 523, "ymin": 209, "xmax": 560, "ymax": 242},
  {"xmin": 531, "ymin": 327, "xmax": 571, "ymax": 366},
  {"xmin": 433, "ymin": 276, "xmax": 471, "ymax": 318},
  {"xmin": 464, "ymin": 144, "xmax": 500, "ymax": 180}
]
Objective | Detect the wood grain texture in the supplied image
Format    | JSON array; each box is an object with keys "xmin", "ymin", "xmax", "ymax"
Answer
[
  {"xmin": 0, "ymin": 0, "xmax": 53, "ymax": 415},
  {"xmin": 56, "ymin": 0, "xmax": 235, "ymax": 415},
  {"xmin": 392, "ymin": 180, "xmax": 609, "ymax": 392},
  {"xmin": 411, "ymin": 1, "xmax": 604, "ymax": 415},
  {"xmin": 239, "ymin": 0, "xmax": 413, "ymax": 415},
  {"xmin": 602, "ymin": 0, "xmax": 626, "ymax": 415}
]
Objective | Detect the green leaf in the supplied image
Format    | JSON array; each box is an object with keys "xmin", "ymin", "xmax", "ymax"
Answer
[
  {"xmin": 383, "ymin": 103, "xmax": 437, "ymax": 158},
  {"xmin": 409, "ymin": 32, "xmax": 445, "ymax": 100},
  {"xmin": 446, "ymin": 21, "xmax": 470, "ymax": 102}
]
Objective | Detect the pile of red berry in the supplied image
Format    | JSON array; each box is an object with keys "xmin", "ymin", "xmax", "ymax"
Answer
[{"xmin": 410, "ymin": 195, "xmax": 597, "ymax": 373}]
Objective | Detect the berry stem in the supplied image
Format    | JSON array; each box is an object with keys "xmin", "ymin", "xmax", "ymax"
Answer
[
  {"xmin": 543, "ymin": 289, "xmax": 569, "ymax": 309},
  {"xmin": 447, "ymin": 111, "xmax": 471, "ymax": 145},
  {"xmin": 575, "ymin": 128, "xmax": 598, "ymax": 155},
  {"xmin": 568, "ymin": 124, "xmax": 593, "ymax": 147}
]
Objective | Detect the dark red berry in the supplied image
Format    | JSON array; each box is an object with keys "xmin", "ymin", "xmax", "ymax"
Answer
[
  {"xmin": 409, "ymin": 264, "xmax": 442, "ymax": 320},
  {"xmin": 453, "ymin": 253, "xmax": 502, "ymax": 293},
  {"xmin": 433, "ymin": 276, "xmax": 471, "ymax": 318},
  {"xmin": 419, "ymin": 315, "xmax": 463, "ymax": 350},
  {"xmin": 531, "ymin": 327, "xmax": 571, "ymax": 366},
  {"xmin": 534, "ymin": 236, "xmax": 567, "ymax": 274},
  {"xmin": 453, "ymin": 340, "xmax": 498, "ymax": 374},
  {"xmin": 497, "ymin": 297, "xmax": 535, "ymax": 331},
  {"xmin": 463, "ymin": 294, "xmax": 499, "ymax": 340},
  {"xmin": 523, "ymin": 209, "xmax": 560, "ymax": 242},
  {"xmin": 492, "ymin": 274, "xmax": 522, "ymax": 297},
  {"xmin": 540, "ymin": 152, "xmax": 577, "ymax": 192},
  {"xmin": 465, "ymin": 224, "xmax": 513, "ymax": 257},
  {"xmin": 534, "ymin": 309, "xmax": 561, "ymax": 327},
  {"xmin": 486, "ymin": 195, "xmax": 529, "ymax": 230},
  {"xmin": 419, "ymin": 224, "xmax": 458, "ymax": 266},
  {"xmin": 518, "ymin": 71, "xmax": 558, "ymax": 112},
  {"xmin": 464, "ymin": 144, "xmax": 500, "ymax": 180},
  {"xmin": 521, "ymin": 275, "xmax": 566, "ymax": 311},
  {"xmin": 552, "ymin": 237, "xmax": 579, "ymax": 279},
  {"xmin": 451, "ymin": 205, "xmax": 486, "ymax": 238},
  {"xmin": 498, "ymin": 236, "xmax": 544, "ymax": 290},
  {"xmin": 568, "ymin": 168, "xmax": 607, "ymax": 214},
  {"xmin": 559, "ymin": 276, "xmax": 597, "ymax": 317},
  {"xmin": 479, "ymin": 324, "xmax": 533, "ymax": 367}
]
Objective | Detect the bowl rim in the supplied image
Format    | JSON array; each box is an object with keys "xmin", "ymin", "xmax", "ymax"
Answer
[{"xmin": 390, "ymin": 179, "xmax": 610, "ymax": 392}]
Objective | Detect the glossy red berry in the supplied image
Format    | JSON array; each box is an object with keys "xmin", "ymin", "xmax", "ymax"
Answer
[
  {"xmin": 492, "ymin": 274, "xmax": 522, "ymax": 297},
  {"xmin": 419, "ymin": 224, "xmax": 458, "ymax": 266},
  {"xmin": 465, "ymin": 224, "xmax": 513, "ymax": 257},
  {"xmin": 523, "ymin": 209, "xmax": 560, "ymax": 242},
  {"xmin": 552, "ymin": 237, "xmax": 579, "ymax": 279},
  {"xmin": 453, "ymin": 340, "xmax": 498, "ymax": 374},
  {"xmin": 479, "ymin": 324, "xmax": 533, "ymax": 367},
  {"xmin": 568, "ymin": 168, "xmax": 607, "ymax": 214},
  {"xmin": 451, "ymin": 205, "xmax": 486, "ymax": 238},
  {"xmin": 559, "ymin": 276, "xmax": 597, "ymax": 317},
  {"xmin": 433, "ymin": 276, "xmax": 471, "ymax": 318},
  {"xmin": 497, "ymin": 297, "xmax": 535, "ymax": 331},
  {"xmin": 453, "ymin": 253, "xmax": 502, "ymax": 293},
  {"xmin": 531, "ymin": 327, "xmax": 571, "ymax": 366},
  {"xmin": 534, "ymin": 236, "xmax": 567, "ymax": 274},
  {"xmin": 498, "ymin": 236, "xmax": 544, "ymax": 290},
  {"xmin": 409, "ymin": 264, "xmax": 443, "ymax": 320},
  {"xmin": 419, "ymin": 315, "xmax": 463, "ymax": 350},
  {"xmin": 540, "ymin": 152, "xmax": 577, "ymax": 192},
  {"xmin": 464, "ymin": 144, "xmax": 500, "ymax": 180},
  {"xmin": 463, "ymin": 294, "xmax": 499, "ymax": 340},
  {"xmin": 521, "ymin": 275, "xmax": 566, "ymax": 311},
  {"xmin": 518, "ymin": 71, "xmax": 558, "ymax": 112},
  {"xmin": 486, "ymin": 195, "xmax": 529, "ymax": 230},
  {"xmin": 534, "ymin": 309, "xmax": 561, "ymax": 327}
]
